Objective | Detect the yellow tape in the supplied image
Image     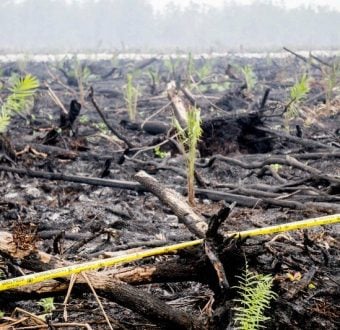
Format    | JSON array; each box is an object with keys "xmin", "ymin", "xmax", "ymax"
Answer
[
  {"xmin": 233, "ymin": 213, "xmax": 340, "ymax": 238},
  {"xmin": 0, "ymin": 214, "xmax": 338, "ymax": 292}
]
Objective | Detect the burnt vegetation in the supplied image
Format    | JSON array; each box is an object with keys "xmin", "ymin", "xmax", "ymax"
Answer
[{"xmin": 0, "ymin": 50, "xmax": 339, "ymax": 329}]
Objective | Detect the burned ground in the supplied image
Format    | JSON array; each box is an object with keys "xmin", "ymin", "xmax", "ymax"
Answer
[{"xmin": 0, "ymin": 53, "xmax": 339, "ymax": 329}]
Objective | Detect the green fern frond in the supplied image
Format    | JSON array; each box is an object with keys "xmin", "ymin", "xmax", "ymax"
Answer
[
  {"xmin": 233, "ymin": 262, "xmax": 278, "ymax": 330},
  {"xmin": 0, "ymin": 74, "xmax": 39, "ymax": 133}
]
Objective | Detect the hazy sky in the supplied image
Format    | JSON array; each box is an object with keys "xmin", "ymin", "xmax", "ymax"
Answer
[{"xmin": 148, "ymin": 0, "xmax": 340, "ymax": 12}]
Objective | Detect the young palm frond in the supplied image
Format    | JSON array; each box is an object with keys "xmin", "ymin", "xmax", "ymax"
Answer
[
  {"xmin": 0, "ymin": 74, "xmax": 39, "ymax": 133},
  {"xmin": 286, "ymin": 73, "xmax": 310, "ymax": 119},
  {"xmin": 241, "ymin": 65, "xmax": 257, "ymax": 92},
  {"xmin": 173, "ymin": 106, "xmax": 202, "ymax": 205},
  {"xmin": 187, "ymin": 107, "xmax": 202, "ymax": 205},
  {"xmin": 233, "ymin": 262, "xmax": 277, "ymax": 330}
]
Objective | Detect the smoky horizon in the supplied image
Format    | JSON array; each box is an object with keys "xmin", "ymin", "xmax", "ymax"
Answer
[{"xmin": 0, "ymin": 0, "xmax": 339, "ymax": 53}]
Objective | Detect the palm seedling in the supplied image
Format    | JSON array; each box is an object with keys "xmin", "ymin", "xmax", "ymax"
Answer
[
  {"xmin": 241, "ymin": 65, "xmax": 257, "ymax": 92},
  {"xmin": 0, "ymin": 74, "xmax": 39, "ymax": 134},
  {"xmin": 174, "ymin": 106, "xmax": 202, "ymax": 206},
  {"xmin": 324, "ymin": 60, "xmax": 340, "ymax": 108},
  {"xmin": 285, "ymin": 73, "xmax": 310, "ymax": 125},
  {"xmin": 0, "ymin": 74, "xmax": 39, "ymax": 162},
  {"xmin": 124, "ymin": 73, "xmax": 139, "ymax": 122}
]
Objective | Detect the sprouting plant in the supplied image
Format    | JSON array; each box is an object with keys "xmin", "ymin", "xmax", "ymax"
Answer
[
  {"xmin": 79, "ymin": 114, "xmax": 89, "ymax": 125},
  {"xmin": 164, "ymin": 56, "xmax": 180, "ymax": 81},
  {"xmin": 174, "ymin": 106, "xmax": 202, "ymax": 206},
  {"xmin": 196, "ymin": 60, "xmax": 213, "ymax": 82},
  {"xmin": 37, "ymin": 297, "xmax": 55, "ymax": 314},
  {"xmin": 0, "ymin": 74, "xmax": 39, "ymax": 133},
  {"xmin": 148, "ymin": 68, "xmax": 160, "ymax": 94},
  {"xmin": 270, "ymin": 164, "xmax": 282, "ymax": 172},
  {"xmin": 154, "ymin": 146, "xmax": 169, "ymax": 159},
  {"xmin": 73, "ymin": 56, "xmax": 91, "ymax": 105},
  {"xmin": 233, "ymin": 262, "xmax": 278, "ymax": 330},
  {"xmin": 124, "ymin": 73, "xmax": 139, "ymax": 122},
  {"xmin": 285, "ymin": 73, "xmax": 310, "ymax": 122},
  {"xmin": 324, "ymin": 60, "xmax": 340, "ymax": 107},
  {"xmin": 17, "ymin": 54, "xmax": 30, "ymax": 73},
  {"xmin": 95, "ymin": 122, "xmax": 109, "ymax": 135},
  {"xmin": 241, "ymin": 65, "xmax": 257, "ymax": 92},
  {"xmin": 187, "ymin": 52, "xmax": 195, "ymax": 84},
  {"xmin": 0, "ymin": 310, "xmax": 4, "ymax": 318}
]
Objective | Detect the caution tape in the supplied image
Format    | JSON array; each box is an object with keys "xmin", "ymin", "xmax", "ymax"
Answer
[{"xmin": 0, "ymin": 214, "xmax": 338, "ymax": 292}]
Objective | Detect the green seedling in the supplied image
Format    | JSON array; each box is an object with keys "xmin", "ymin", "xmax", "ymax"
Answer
[
  {"xmin": 174, "ymin": 106, "xmax": 202, "ymax": 206},
  {"xmin": 0, "ymin": 310, "xmax": 4, "ymax": 318},
  {"xmin": 95, "ymin": 122, "xmax": 110, "ymax": 135},
  {"xmin": 233, "ymin": 262, "xmax": 277, "ymax": 330},
  {"xmin": 201, "ymin": 81, "xmax": 230, "ymax": 93},
  {"xmin": 196, "ymin": 61, "xmax": 213, "ymax": 82},
  {"xmin": 0, "ymin": 74, "xmax": 39, "ymax": 133},
  {"xmin": 124, "ymin": 73, "xmax": 139, "ymax": 122},
  {"xmin": 153, "ymin": 146, "xmax": 169, "ymax": 159},
  {"xmin": 270, "ymin": 163, "xmax": 282, "ymax": 172},
  {"xmin": 241, "ymin": 65, "xmax": 257, "ymax": 92},
  {"xmin": 324, "ymin": 60, "xmax": 340, "ymax": 107},
  {"xmin": 17, "ymin": 54, "xmax": 30, "ymax": 73},
  {"xmin": 164, "ymin": 56, "xmax": 180, "ymax": 81},
  {"xmin": 37, "ymin": 297, "xmax": 55, "ymax": 314},
  {"xmin": 186, "ymin": 52, "xmax": 195, "ymax": 85},
  {"xmin": 285, "ymin": 73, "xmax": 310, "ymax": 122},
  {"xmin": 148, "ymin": 68, "xmax": 160, "ymax": 94},
  {"xmin": 79, "ymin": 114, "xmax": 89, "ymax": 125}
]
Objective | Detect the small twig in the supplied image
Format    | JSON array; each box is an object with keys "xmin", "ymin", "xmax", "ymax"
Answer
[
  {"xmin": 141, "ymin": 101, "xmax": 171, "ymax": 129},
  {"xmin": 88, "ymin": 86, "xmax": 134, "ymax": 148},
  {"xmin": 45, "ymin": 82, "xmax": 68, "ymax": 115},
  {"xmin": 63, "ymin": 274, "xmax": 77, "ymax": 322},
  {"xmin": 82, "ymin": 272, "xmax": 114, "ymax": 330}
]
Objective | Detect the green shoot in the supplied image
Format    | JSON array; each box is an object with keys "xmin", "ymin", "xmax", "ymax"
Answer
[
  {"xmin": 164, "ymin": 56, "xmax": 180, "ymax": 81},
  {"xmin": 187, "ymin": 108, "xmax": 202, "ymax": 206},
  {"xmin": 270, "ymin": 164, "xmax": 282, "ymax": 172},
  {"xmin": 73, "ymin": 56, "xmax": 91, "ymax": 105},
  {"xmin": 324, "ymin": 60, "xmax": 340, "ymax": 107},
  {"xmin": 0, "ymin": 74, "xmax": 39, "ymax": 133},
  {"xmin": 124, "ymin": 73, "xmax": 139, "ymax": 122},
  {"xmin": 196, "ymin": 61, "xmax": 212, "ymax": 82},
  {"xmin": 187, "ymin": 52, "xmax": 195, "ymax": 85},
  {"xmin": 154, "ymin": 146, "xmax": 169, "ymax": 159},
  {"xmin": 285, "ymin": 73, "xmax": 310, "ymax": 122},
  {"xmin": 241, "ymin": 65, "xmax": 257, "ymax": 92},
  {"xmin": 37, "ymin": 297, "xmax": 55, "ymax": 314},
  {"xmin": 95, "ymin": 122, "xmax": 110, "ymax": 135},
  {"xmin": 0, "ymin": 310, "xmax": 4, "ymax": 318},
  {"xmin": 79, "ymin": 114, "xmax": 89, "ymax": 125},
  {"xmin": 174, "ymin": 107, "xmax": 202, "ymax": 206},
  {"xmin": 233, "ymin": 262, "xmax": 277, "ymax": 330}
]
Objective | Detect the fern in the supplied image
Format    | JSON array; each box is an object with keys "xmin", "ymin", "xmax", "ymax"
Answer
[
  {"xmin": 0, "ymin": 74, "xmax": 39, "ymax": 133},
  {"xmin": 233, "ymin": 262, "xmax": 277, "ymax": 330}
]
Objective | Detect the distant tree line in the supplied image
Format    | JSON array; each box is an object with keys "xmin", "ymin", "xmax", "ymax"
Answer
[{"xmin": 0, "ymin": 0, "xmax": 339, "ymax": 52}]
